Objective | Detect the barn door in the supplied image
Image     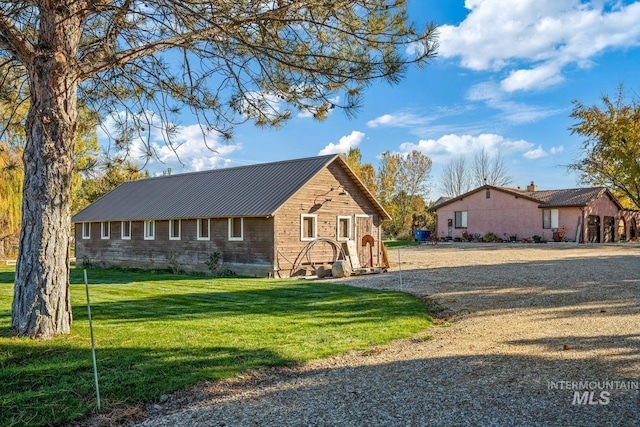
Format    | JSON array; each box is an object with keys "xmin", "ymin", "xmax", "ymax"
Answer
[
  {"xmin": 603, "ymin": 216, "xmax": 614, "ymax": 243},
  {"xmin": 587, "ymin": 215, "xmax": 600, "ymax": 243},
  {"xmin": 355, "ymin": 215, "xmax": 373, "ymax": 267}
]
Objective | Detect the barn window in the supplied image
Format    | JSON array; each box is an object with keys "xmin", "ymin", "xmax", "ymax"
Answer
[
  {"xmin": 543, "ymin": 209, "xmax": 559, "ymax": 229},
  {"xmin": 197, "ymin": 219, "xmax": 210, "ymax": 240},
  {"xmin": 144, "ymin": 220, "xmax": 155, "ymax": 240},
  {"xmin": 121, "ymin": 221, "xmax": 131, "ymax": 240},
  {"xmin": 454, "ymin": 211, "xmax": 467, "ymax": 228},
  {"xmin": 228, "ymin": 217, "xmax": 243, "ymax": 241},
  {"xmin": 337, "ymin": 216, "xmax": 351, "ymax": 241},
  {"xmin": 100, "ymin": 221, "xmax": 110, "ymax": 239},
  {"xmin": 169, "ymin": 219, "xmax": 181, "ymax": 240},
  {"xmin": 82, "ymin": 222, "xmax": 91, "ymax": 239},
  {"xmin": 301, "ymin": 214, "xmax": 317, "ymax": 241}
]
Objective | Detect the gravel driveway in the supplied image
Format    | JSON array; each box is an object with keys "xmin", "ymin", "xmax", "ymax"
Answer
[{"xmin": 129, "ymin": 244, "xmax": 639, "ymax": 427}]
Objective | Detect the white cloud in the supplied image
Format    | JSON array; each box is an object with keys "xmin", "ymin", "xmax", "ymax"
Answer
[
  {"xmin": 399, "ymin": 133, "xmax": 534, "ymax": 163},
  {"xmin": 467, "ymin": 81, "xmax": 565, "ymax": 124},
  {"xmin": 439, "ymin": 0, "xmax": 640, "ymax": 91},
  {"xmin": 152, "ymin": 124, "xmax": 240, "ymax": 172},
  {"xmin": 366, "ymin": 112, "xmax": 430, "ymax": 128},
  {"xmin": 523, "ymin": 145, "xmax": 549, "ymax": 159},
  {"xmin": 99, "ymin": 111, "xmax": 241, "ymax": 174},
  {"xmin": 500, "ymin": 63, "xmax": 565, "ymax": 92},
  {"xmin": 318, "ymin": 131, "xmax": 365, "ymax": 155},
  {"xmin": 523, "ymin": 144, "xmax": 565, "ymax": 159},
  {"xmin": 550, "ymin": 145, "xmax": 564, "ymax": 154}
]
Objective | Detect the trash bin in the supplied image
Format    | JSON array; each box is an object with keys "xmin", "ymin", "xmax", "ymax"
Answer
[
  {"xmin": 415, "ymin": 229, "xmax": 424, "ymax": 242},
  {"xmin": 423, "ymin": 230, "xmax": 432, "ymax": 241}
]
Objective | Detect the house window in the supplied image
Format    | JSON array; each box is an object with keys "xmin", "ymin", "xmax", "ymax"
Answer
[
  {"xmin": 169, "ymin": 219, "xmax": 181, "ymax": 240},
  {"xmin": 100, "ymin": 221, "xmax": 110, "ymax": 239},
  {"xmin": 301, "ymin": 214, "xmax": 317, "ymax": 241},
  {"xmin": 486, "ymin": 190, "xmax": 491, "ymax": 199},
  {"xmin": 82, "ymin": 222, "xmax": 91, "ymax": 239},
  {"xmin": 337, "ymin": 216, "xmax": 351, "ymax": 241},
  {"xmin": 543, "ymin": 209, "xmax": 559, "ymax": 229},
  {"xmin": 121, "ymin": 221, "xmax": 131, "ymax": 240},
  {"xmin": 454, "ymin": 211, "xmax": 467, "ymax": 228},
  {"xmin": 197, "ymin": 219, "xmax": 210, "ymax": 240},
  {"xmin": 228, "ymin": 217, "xmax": 243, "ymax": 241},
  {"xmin": 144, "ymin": 220, "xmax": 155, "ymax": 240}
]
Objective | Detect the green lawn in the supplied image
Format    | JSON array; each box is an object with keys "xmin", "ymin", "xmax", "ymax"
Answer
[
  {"xmin": 0, "ymin": 265, "xmax": 430, "ymax": 427},
  {"xmin": 383, "ymin": 239, "xmax": 420, "ymax": 249}
]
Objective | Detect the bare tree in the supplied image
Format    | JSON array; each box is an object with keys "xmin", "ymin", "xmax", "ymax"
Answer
[
  {"xmin": 471, "ymin": 148, "xmax": 513, "ymax": 187},
  {"xmin": 440, "ymin": 155, "xmax": 471, "ymax": 197},
  {"xmin": 0, "ymin": 1, "xmax": 438, "ymax": 338}
]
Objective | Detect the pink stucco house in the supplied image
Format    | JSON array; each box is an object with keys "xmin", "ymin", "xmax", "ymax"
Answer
[{"xmin": 430, "ymin": 183, "xmax": 639, "ymax": 243}]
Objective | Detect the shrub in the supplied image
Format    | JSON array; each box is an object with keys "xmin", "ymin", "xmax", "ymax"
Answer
[
  {"xmin": 484, "ymin": 232, "xmax": 498, "ymax": 242},
  {"xmin": 205, "ymin": 252, "xmax": 236, "ymax": 277}
]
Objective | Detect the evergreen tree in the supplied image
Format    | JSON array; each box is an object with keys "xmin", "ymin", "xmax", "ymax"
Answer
[{"xmin": 0, "ymin": 1, "xmax": 437, "ymax": 338}]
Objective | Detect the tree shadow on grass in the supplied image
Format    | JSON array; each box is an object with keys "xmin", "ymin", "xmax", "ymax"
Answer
[{"xmin": 0, "ymin": 341, "xmax": 291, "ymax": 427}]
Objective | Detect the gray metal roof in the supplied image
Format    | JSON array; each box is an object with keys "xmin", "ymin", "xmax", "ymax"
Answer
[{"xmin": 72, "ymin": 155, "xmax": 339, "ymax": 222}]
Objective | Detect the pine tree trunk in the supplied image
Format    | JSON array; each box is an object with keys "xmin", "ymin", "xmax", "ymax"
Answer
[{"xmin": 11, "ymin": 4, "xmax": 82, "ymax": 339}]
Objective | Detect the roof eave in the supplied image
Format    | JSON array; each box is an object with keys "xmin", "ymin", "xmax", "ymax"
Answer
[{"xmin": 429, "ymin": 185, "xmax": 543, "ymax": 211}]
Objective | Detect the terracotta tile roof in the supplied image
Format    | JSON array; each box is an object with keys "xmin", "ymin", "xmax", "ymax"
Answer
[
  {"xmin": 523, "ymin": 187, "xmax": 612, "ymax": 207},
  {"xmin": 430, "ymin": 185, "xmax": 621, "ymax": 211}
]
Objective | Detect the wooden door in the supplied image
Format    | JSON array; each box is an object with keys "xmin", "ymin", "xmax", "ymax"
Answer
[
  {"xmin": 603, "ymin": 216, "xmax": 614, "ymax": 243},
  {"xmin": 587, "ymin": 215, "xmax": 600, "ymax": 243},
  {"xmin": 355, "ymin": 215, "xmax": 373, "ymax": 267}
]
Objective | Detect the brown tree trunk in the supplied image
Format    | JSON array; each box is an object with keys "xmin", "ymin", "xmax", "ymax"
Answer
[{"xmin": 11, "ymin": 3, "xmax": 83, "ymax": 339}]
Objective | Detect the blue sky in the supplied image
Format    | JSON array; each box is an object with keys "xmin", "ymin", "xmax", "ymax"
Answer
[{"xmin": 112, "ymin": 0, "xmax": 640, "ymax": 199}]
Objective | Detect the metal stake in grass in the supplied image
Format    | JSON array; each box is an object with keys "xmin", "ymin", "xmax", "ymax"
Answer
[
  {"xmin": 397, "ymin": 249, "xmax": 403, "ymax": 291},
  {"xmin": 84, "ymin": 269, "xmax": 101, "ymax": 411}
]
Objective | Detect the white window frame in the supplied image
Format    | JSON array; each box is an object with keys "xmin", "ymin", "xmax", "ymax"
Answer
[
  {"xmin": 455, "ymin": 211, "xmax": 468, "ymax": 228},
  {"xmin": 543, "ymin": 209, "xmax": 559, "ymax": 229},
  {"xmin": 144, "ymin": 220, "xmax": 155, "ymax": 240},
  {"xmin": 121, "ymin": 221, "xmax": 131, "ymax": 240},
  {"xmin": 301, "ymin": 214, "xmax": 318, "ymax": 241},
  {"xmin": 82, "ymin": 222, "xmax": 91, "ymax": 239},
  {"xmin": 337, "ymin": 215, "xmax": 352, "ymax": 241},
  {"xmin": 169, "ymin": 219, "xmax": 181, "ymax": 240},
  {"xmin": 100, "ymin": 221, "xmax": 110, "ymax": 239},
  {"xmin": 197, "ymin": 218, "xmax": 210, "ymax": 240},
  {"xmin": 228, "ymin": 217, "xmax": 243, "ymax": 241}
]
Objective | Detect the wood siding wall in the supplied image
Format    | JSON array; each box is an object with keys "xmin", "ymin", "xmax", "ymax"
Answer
[
  {"xmin": 75, "ymin": 217, "xmax": 275, "ymax": 276},
  {"xmin": 273, "ymin": 162, "xmax": 382, "ymax": 277},
  {"xmin": 74, "ymin": 160, "xmax": 386, "ymax": 278}
]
